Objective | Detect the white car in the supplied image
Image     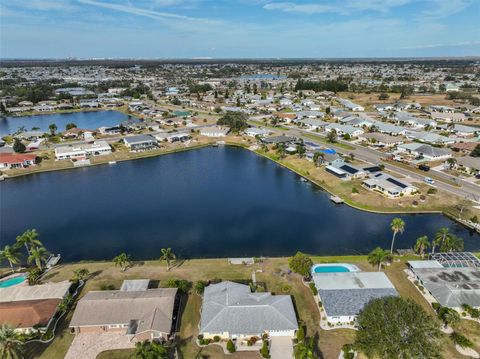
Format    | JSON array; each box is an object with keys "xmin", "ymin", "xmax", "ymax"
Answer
[{"xmin": 424, "ymin": 177, "xmax": 435, "ymax": 185}]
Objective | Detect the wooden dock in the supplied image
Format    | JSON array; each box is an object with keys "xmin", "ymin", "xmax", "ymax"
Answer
[{"xmin": 330, "ymin": 195, "xmax": 344, "ymax": 204}]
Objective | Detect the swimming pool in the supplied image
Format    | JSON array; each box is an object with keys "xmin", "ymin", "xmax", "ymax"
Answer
[
  {"xmin": 0, "ymin": 275, "xmax": 26, "ymax": 288},
  {"xmin": 311, "ymin": 263, "xmax": 359, "ymax": 274}
]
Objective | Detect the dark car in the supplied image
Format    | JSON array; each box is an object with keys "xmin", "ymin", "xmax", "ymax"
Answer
[{"xmin": 418, "ymin": 164, "xmax": 430, "ymax": 172}]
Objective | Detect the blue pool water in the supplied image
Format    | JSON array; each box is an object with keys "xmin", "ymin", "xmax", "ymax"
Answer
[
  {"xmin": 0, "ymin": 275, "xmax": 26, "ymax": 288},
  {"xmin": 313, "ymin": 265, "xmax": 351, "ymax": 273}
]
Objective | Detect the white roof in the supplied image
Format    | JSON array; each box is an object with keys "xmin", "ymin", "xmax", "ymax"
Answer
[
  {"xmin": 313, "ymin": 272, "xmax": 395, "ymax": 290},
  {"xmin": 0, "ymin": 281, "xmax": 71, "ymax": 302},
  {"xmin": 407, "ymin": 260, "xmax": 444, "ymax": 269}
]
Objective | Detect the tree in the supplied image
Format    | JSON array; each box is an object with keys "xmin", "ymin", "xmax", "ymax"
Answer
[
  {"xmin": 12, "ymin": 139, "xmax": 26, "ymax": 153},
  {"xmin": 471, "ymin": 144, "xmax": 480, "ymax": 157},
  {"xmin": 312, "ymin": 152, "xmax": 324, "ymax": 166},
  {"xmin": 159, "ymin": 248, "xmax": 176, "ymax": 271},
  {"xmin": 294, "ymin": 337, "xmax": 315, "ymax": 359},
  {"xmin": 367, "ymin": 247, "xmax": 392, "ymax": 271},
  {"xmin": 438, "ymin": 307, "xmax": 460, "ymax": 329},
  {"xmin": 113, "ymin": 252, "xmax": 132, "ymax": 271},
  {"xmin": 27, "ymin": 267, "xmax": 42, "ymax": 285},
  {"xmin": 216, "ymin": 111, "xmax": 248, "ymax": 133},
  {"xmin": 28, "ymin": 246, "xmax": 49, "ymax": 270},
  {"xmin": 48, "ymin": 123, "xmax": 58, "ymax": 136},
  {"xmin": 134, "ymin": 340, "xmax": 168, "ymax": 359},
  {"xmin": 414, "ymin": 236, "xmax": 430, "ymax": 259},
  {"xmin": 355, "ymin": 297, "xmax": 442, "ymax": 359},
  {"xmin": 288, "ymin": 252, "xmax": 313, "ymax": 278},
  {"xmin": 434, "ymin": 227, "xmax": 451, "ymax": 253},
  {"xmin": 446, "ymin": 157, "xmax": 457, "ymax": 169},
  {"xmin": 441, "ymin": 234, "xmax": 464, "ymax": 252},
  {"xmin": 0, "ymin": 324, "xmax": 23, "ymax": 359},
  {"xmin": 326, "ymin": 129, "xmax": 337, "ymax": 143},
  {"xmin": 226, "ymin": 339, "xmax": 236, "ymax": 353},
  {"xmin": 296, "ymin": 326, "xmax": 305, "ymax": 342},
  {"xmin": 15, "ymin": 229, "xmax": 42, "ymax": 256},
  {"xmin": 0, "ymin": 245, "xmax": 21, "ymax": 271},
  {"xmin": 73, "ymin": 268, "xmax": 90, "ymax": 282},
  {"xmin": 65, "ymin": 122, "xmax": 77, "ymax": 130},
  {"xmin": 389, "ymin": 217, "xmax": 405, "ymax": 254}
]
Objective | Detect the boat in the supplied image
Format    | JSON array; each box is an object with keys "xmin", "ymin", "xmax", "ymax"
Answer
[{"xmin": 108, "ymin": 161, "xmax": 117, "ymax": 165}]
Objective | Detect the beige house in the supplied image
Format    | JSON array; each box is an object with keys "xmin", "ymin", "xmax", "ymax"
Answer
[{"xmin": 69, "ymin": 280, "xmax": 178, "ymax": 341}]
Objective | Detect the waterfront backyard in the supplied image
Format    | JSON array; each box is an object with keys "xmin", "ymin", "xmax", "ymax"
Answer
[{"xmin": 23, "ymin": 255, "xmax": 480, "ymax": 359}]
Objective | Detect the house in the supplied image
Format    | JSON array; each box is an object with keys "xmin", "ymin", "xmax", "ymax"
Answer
[
  {"xmin": 70, "ymin": 280, "xmax": 178, "ymax": 341},
  {"xmin": 452, "ymin": 124, "xmax": 478, "ymax": 137},
  {"xmin": 123, "ymin": 135, "xmax": 157, "ymax": 151},
  {"xmin": 0, "ymin": 153, "xmax": 37, "ymax": 169},
  {"xmin": 359, "ymin": 133, "xmax": 404, "ymax": 148},
  {"xmin": 452, "ymin": 156, "xmax": 480, "ymax": 175},
  {"xmin": 337, "ymin": 98, "xmax": 364, "ymax": 111},
  {"xmin": 405, "ymin": 132, "xmax": 455, "ymax": 146},
  {"xmin": 98, "ymin": 126, "xmax": 122, "ymax": 135},
  {"xmin": 55, "ymin": 141, "xmax": 112, "ymax": 161},
  {"xmin": 0, "ymin": 281, "xmax": 71, "ymax": 333},
  {"xmin": 244, "ymin": 127, "xmax": 270, "ymax": 138},
  {"xmin": 362, "ymin": 173, "xmax": 417, "ymax": 197},
  {"xmin": 199, "ymin": 282, "xmax": 298, "ymax": 341},
  {"xmin": 325, "ymin": 160, "xmax": 366, "ymax": 180},
  {"xmin": 295, "ymin": 118, "xmax": 328, "ymax": 131},
  {"xmin": 450, "ymin": 142, "xmax": 478, "ymax": 155},
  {"xmin": 199, "ymin": 126, "xmax": 229, "ymax": 137},
  {"xmin": 430, "ymin": 112, "xmax": 466, "ymax": 123},
  {"xmin": 407, "ymin": 260, "xmax": 480, "ymax": 309},
  {"xmin": 397, "ymin": 143, "xmax": 452, "ymax": 161},
  {"xmin": 312, "ymin": 272, "xmax": 398, "ymax": 324},
  {"xmin": 261, "ymin": 135, "xmax": 296, "ymax": 145},
  {"xmin": 325, "ymin": 124, "xmax": 364, "ymax": 138}
]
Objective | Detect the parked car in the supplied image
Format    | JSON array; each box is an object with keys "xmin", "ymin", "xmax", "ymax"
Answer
[
  {"xmin": 424, "ymin": 177, "xmax": 435, "ymax": 185},
  {"xmin": 418, "ymin": 164, "xmax": 430, "ymax": 172}
]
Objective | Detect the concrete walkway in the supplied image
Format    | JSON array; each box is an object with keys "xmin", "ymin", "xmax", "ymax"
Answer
[
  {"xmin": 270, "ymin": 337, "xmax": 294, "ymax": 359},
  {"xmin": 64, "ymin": 333, "xmax": 135, "ymax": 359}
]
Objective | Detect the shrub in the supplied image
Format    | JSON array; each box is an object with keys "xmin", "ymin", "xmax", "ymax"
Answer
[
  {"xmin": 309, "ymin": 282, "xmax": 318, "ymax": 295},
  {"xmin": 431, "ymin": 303, "xmax": 441, "ymax": 312},
  {"xmin": 451, "ymin": 332, "xmax": 473, "ymax": 349},
  {"xmin": 164, "ymin": 279, "xmax": 190, "ymax": 294},
  {"xmin": 226, "ymin": 339, "xmax": 236, "ymax": 353},
  {"xmin": 318, "ymin": 301, "xmax": 323, "ymax": 308},
  {"xmin": 260, "ymin": 340, "xmax": 270, "ymax": 358},
  {"xmin": 194, "ymin": 280, "xmax": 207, "ymax": 295},
  {"xmin": 352, "ymin": 187, "xmax": 359, "ymax": 194},
  {"xmin": 427, "ymin": 188, "xmax": 437, "ymax": 194},
  {"xmin": 213, "ymin": 336, "xmax": 221, "ymax": 342},
  {"xmin": 100, "ymin": 283, "xmax": 115, "ymax": 290},
  {"xmin": 297, "ymin": 326, "xmax": 305, "ymax": 341}
]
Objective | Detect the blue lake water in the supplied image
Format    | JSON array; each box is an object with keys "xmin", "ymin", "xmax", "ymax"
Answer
[
  {"xmin": 0, "ymin": 146, "xmax": 478, "ymax": 262},
  {"xmin": 0, "ymin": 111, "xmax": 134, "ymax": 136}
]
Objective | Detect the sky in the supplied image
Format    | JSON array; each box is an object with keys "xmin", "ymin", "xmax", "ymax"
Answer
[{"xmin": 0, "ymin": 0, "xmax": 479, "ymax": 59}]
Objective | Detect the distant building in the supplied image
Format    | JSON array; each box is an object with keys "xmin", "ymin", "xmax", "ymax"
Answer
[
  {"xmin": 199, "ymin": 126, "xmax": 229, "ymax": 137},
  {"xmin": 362, "ymin": 173, "xmax": 417, "ymax": 197},
  {"xmin": 123, "ymin": 135, "xmax": 157, "ymax": 151},
  {"xmin": 0, "ymin": 153, "xmax": 37, "ymax": 169},
  {"xmin": 55, "ymin": 141, "xmax": 112, "ymax": 160}
]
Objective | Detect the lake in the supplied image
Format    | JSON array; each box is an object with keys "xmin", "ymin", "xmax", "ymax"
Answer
[
  {"xmin": 0, "ymin": 111, "xmax": 133, "ymax": 136},
  {"xmin": 0, "ymin": 146, "xmax": 478, "ymax": 262}
]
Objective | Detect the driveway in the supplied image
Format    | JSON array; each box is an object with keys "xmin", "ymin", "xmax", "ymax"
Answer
[
  {"xmin": 64, "ymin": 333, "xmax": 135, "ymax": 359},
  {"xmin": 270, "ymin": 336, "xmax": 294, "ymax": 359}
]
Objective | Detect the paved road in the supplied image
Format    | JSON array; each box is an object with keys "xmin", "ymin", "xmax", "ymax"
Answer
[{"xmin": 256, "ymin": 124, "xmax": 480, "ymax": 202}]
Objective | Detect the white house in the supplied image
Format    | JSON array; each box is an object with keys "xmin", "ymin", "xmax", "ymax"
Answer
[
  {"xmin": 362, "ymin": 172, "xmax": 417, "ymax": 197},
  {"xmin": 325, "ymin": 123, "xmax": 364, "ymax": 137},
  {"xmin": 397, "ymin": 143, "xmax": 452, "ymax": 161},
  {"xmin": 55, "ymin": 141, "xmax": 112, "ymax": 160},
  {"xmin": 199, "ymin": 282, "xmax": 298, "ymax": 341},
  {"xmin": 199, "ymin": 126, "xmax": 229, "ymax": 137}
]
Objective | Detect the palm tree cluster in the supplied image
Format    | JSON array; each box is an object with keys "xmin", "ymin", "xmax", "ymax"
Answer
[
  {"xmin": 0, "ymin": 324, "xmax": 23, "ymax": 359},
  {"xmin": 414, "ymin": 227, "xmax": 464, "ymax": 257},
  {"xmin": 0, "ymin": 229, "xmax": 49, "ymax": 273}
]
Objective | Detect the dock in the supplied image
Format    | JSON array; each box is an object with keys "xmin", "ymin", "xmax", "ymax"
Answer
[
  {"xmin": 330, "ymin": 195, "xmax": 344, "ymax": 204},
  {"xmin": 46, "ymin": 254, "xmax": 61, "ymax": 269}
]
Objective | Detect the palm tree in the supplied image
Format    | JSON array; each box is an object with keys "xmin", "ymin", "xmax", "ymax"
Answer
[
  {"xmin": 113, "ymin": 253, "xmax": 132, "ymax": 272},
  {"xmin": 0, "ymin": 324, "xmax": 23, "ymax": 359},
  {"xmin": 27, "ymin": 246, "xmax": 49, "ymax": 271},
  {"xmin": 368, "ymin": 247, "xmax": 393, "ymax": 271},
  {"xmin": 446, "ymin": 157, "xmax": 457, "ymax": 170},
  {"xmin": 414, "ymin": 236, "xmax": 430, "ymax": 259},
  {"xmin": 15, "ymin": 229, "xmax": 42, "ymax": 256},
  {"xmin": 0, "ymin": 245, "xmax": 21, "ymax": 272},
  {"xmin": 442, "ymin": 309, "xmax": 461, "ymax": 329},
  {"xmin": 160, "ymin": 248, "xmax": 176, "ymax": 271},
  {"xmin": 442, "ymin": 235, "xmax": 464, "ymax": 252},
  {"xmin": 389, "ymin": 217, "xmax": 405, "ymax": 254},
  {"xmin": 48, "ymin": 123, "xmax": 57, "ymax": 136},
  {"xmin": 434, "ymin": 228, "xmax": 451, "ymax": 253},
  {"xmin": 294, "ymin": 337, "xmax": 315, "ymax": 359},
  {"xmin": 73, "ymin": 268, "xmax": 90, "ymax": 282},
  {"xmin": 134, "ymin": 340, "xmax": 168, "ymax": 359},
  {"xmin": 27, "ymin": 268, "xmax": 42, "ymax": 285}
]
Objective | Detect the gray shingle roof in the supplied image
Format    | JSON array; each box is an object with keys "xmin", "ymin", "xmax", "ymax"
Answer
[
  {"xmin": 319, "ymin": 288, "xmax": 398, "ymax": 317},
  {"xmin": 200, "ymin": 282, "xmax": 298, "ymax": 335}
]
